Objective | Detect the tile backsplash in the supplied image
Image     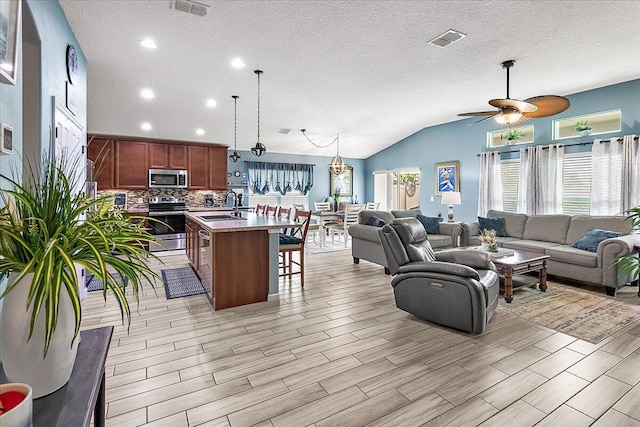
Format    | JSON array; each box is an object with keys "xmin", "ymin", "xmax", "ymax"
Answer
[{"xmin": 97, "ymin": 189, "xmax": 246, "ymax": 211}]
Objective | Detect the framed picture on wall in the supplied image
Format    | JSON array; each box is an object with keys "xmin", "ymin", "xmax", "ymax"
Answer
[
  {"xmin": 0, "ymin": 0, "xmax": 22, "ymax": 85},
  {"xmin": 435, "ymin": 161, "xmax": 460, "ymax": 195},
  {"xmin": 329, "ymin": 166, "xmax": 353, "ymax": 196}
]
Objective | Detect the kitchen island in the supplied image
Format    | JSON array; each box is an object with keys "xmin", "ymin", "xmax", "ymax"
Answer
[{"xmin": 185, "ymin": 211, "xmax": 300, "ymax": 309}]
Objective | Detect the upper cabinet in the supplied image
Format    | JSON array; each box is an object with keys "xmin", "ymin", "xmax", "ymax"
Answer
[
  {"xmin": 115, "ymin": 140, "xmax": 149, "ymax": 189},
  {"xmin": 87, "ymin": 137, "xmax": 115, "ymax": 190},
  {"xmin": 149, "ymin": 143, "xmax": 188, "ymax": 170},
  {"xmin": 188, "ymin": 145, "xmax": 209, "ymax": 189},
  {"xmin": 88, "ymin": 134, "xmax": 228, "ymax": 190},
  {"xmin": 209, "ymin": 147, "xmax": 228, "ymax": 190}
]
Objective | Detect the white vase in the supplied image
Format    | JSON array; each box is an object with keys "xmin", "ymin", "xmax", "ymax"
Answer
[
  {"xmin": 1, "ymin": 272, "xmax": 79, "ymax": 398},
  {"xmin": 0, "ymin": 383, "xmax": 33, "ymax": 427},
  {"xmin": 480, "ymin": 242, "xmax": 490, "ymax": 250}
]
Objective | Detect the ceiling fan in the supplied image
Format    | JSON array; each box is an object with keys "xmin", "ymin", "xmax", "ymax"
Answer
[{"xmin": 458, "ymin": 60, "xmax": 570, "ymax": 125}]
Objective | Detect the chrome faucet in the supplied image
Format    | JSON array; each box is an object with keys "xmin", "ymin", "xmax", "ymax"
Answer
[{"xmin": 224, "ymin": 189, "xmax": 240, "ymax": 217}]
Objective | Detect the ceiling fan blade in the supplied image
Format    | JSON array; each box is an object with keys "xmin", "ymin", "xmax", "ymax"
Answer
[
  {"xmin": 471, "ymin": 114, "xmax": 499, "ymax": 124},
  {"xmin": 522, "ymin": 95, "xmax": 571, "ymax": 118},
  {"xmin": 488, "ymin": 98, "xmax": 538, "ymax": 113},
  {"xmin": 458, "ymin": 111, "xmax": 499, "ymax": 117}
]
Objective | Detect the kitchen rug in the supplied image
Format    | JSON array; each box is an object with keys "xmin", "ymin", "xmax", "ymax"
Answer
[
  {"xmin": 161, "ymin": 267, "xmax": 207, "ymax": 299},
  {"xmin": 86, "ymin": 273, "xmax": 128, "ymax": 292}
]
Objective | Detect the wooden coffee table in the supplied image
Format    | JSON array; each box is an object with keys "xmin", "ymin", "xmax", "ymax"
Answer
[{"xmin": 490, "ymin": 249, "xmax": 550, "ymax": 303}]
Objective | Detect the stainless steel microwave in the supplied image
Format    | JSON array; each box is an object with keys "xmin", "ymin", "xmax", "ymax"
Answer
[{"xmin": 149, "ymin": 169, "xmax": 188, "ymax": 188}]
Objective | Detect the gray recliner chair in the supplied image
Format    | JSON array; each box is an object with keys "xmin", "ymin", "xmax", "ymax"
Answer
[{"xmin": 378, "ymin": 218, "xmax": 499, "ymax": 334}]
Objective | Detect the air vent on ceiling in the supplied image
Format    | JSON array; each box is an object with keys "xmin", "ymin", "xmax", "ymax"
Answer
[
  {"xmin": 173, "ymin": 0, "xmax": 209, "ymax": 17},
  {"xmin": 428, "ymin": 29, "xmax": 466, "ymax": 48},
  {"xmin": 278, "ymin": 128, "xmax": 291, "ymax": 135}
]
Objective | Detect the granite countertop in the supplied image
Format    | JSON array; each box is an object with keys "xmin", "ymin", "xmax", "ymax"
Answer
[
  {"xmin": 124, "ymin": 208, "xmax": 149, "ymax": 214},
  {"xmin": 188, "ymin": 206, "xmax": 252, "ymax": 212},
  {"xmin": 186, "ymin": 211, "xmax": 298, "ymax": 233}
]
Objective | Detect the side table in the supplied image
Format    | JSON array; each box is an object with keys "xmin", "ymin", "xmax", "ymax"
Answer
[{"xmin": 1, "ymin": 326, "xmax": 113, "ymax": 427}]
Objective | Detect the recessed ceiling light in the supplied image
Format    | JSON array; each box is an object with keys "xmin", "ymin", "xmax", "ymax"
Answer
[
  {"xmin": 141, "ymin": 88, "xmax": 154, "ymax": 99},
  {"xmin": 206, "ymin": 99, "xmax": 217, "ymax": 108},
  {"xmin": 140, "ymin": 39, "xmax": 157, "ymax": 49},
  {"xmin": 196, "ymin": 128, "xmax": 205, "ymax": 135},
  {"xmin": 141, "ymin": 122, "xmax": 152, "ymax": 131},
  {"xmin": 230, "ymin": 58, "xmax": 245, "ymax": 68}
]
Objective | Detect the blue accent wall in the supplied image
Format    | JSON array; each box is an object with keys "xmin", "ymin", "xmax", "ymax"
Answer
[
  {"xmin": 227, "ymin": 150, "xmax": 366, "ymax": 206},
  {"xmin": 28, "ymin": 0, "xmax": 87, "ymax": 153},
  {"xmin": 363, "ymin": 79, "xmax": 640, "ymax": 222}
]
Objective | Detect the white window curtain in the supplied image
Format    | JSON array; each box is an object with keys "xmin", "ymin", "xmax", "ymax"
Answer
[
  {"xmin": 592, "ymin": 135, "xmax": 640, "ymax": 215},
  {"xmin": 621, "ymin": 135, "xmax": 640, "ymax": 213},
  {"xmin": 477, "ymin": 151, "xmax": 503, "ymax": 216},
  {"xmin": 517, "ymin": 144, "xmax": 564, "ymax": 214}
]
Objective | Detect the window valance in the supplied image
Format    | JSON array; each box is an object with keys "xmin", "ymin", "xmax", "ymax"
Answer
[{"xmin": 246, "ymin": 161, "xmax": 314, "ymax": 195}]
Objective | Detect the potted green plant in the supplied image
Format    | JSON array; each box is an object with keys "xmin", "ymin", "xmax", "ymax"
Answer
[
  {"xmin": 502, "ymin": 129, "xmax": 522, "ymax": 145},
  {"xmin": 0, "ymin": 153, "xmax": 160, "ymax": 398},
  {"xmin": 615, "ymin": 206, "xmax": 640, "ymax": 284},
  {"xmin": 573, "ymin": 120, "xmax": 592, "ymax": 136}
]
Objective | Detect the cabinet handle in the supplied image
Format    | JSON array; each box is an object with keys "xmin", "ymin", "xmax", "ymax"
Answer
[{"xmin": 198, "ymin": 230, "xmax": 210, "ymax": 240}]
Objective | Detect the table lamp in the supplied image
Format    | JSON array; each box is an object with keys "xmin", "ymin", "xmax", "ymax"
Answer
[{"xmin": 441, "ymin": 191, "xmax": 461, "ymax": 222}]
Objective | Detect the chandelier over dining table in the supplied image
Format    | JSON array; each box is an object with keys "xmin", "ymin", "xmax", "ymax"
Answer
[{"xmin": 300, "ymin": 129, "xmax": 348, "ymax": 175}]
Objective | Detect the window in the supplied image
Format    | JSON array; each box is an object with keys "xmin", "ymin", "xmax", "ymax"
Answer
[
  {"xmin": 488, "ymin": 125, "xmax": 534, "ymax": 148},
  {"xmin": 500, "ymin": 159, "xmax": 520, "ymax": 212},
  {"xmin": 248, "ymin": 193, "xmax": 309, "ymax": 210},
  {"xmin": 562, "ymin": 153, "xmax": 592, "ymax": 215},
  {"xmin": 553, "ymin": 110, "xmax": 621, "ymax": 140},
  {"xmin": 500, "ymin": 152, "xmax": 592, "ymax": 214}
]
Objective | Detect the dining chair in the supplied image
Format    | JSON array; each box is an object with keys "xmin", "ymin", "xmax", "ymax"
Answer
[
  {"xmin": 279, "ymin": 209, "xmax": 312, "ymax": 287},
  {"xmin": 292, "ymin": 203, "xmax": 305, "ymax": 213},
  {"xmin": 255, "ymin": 204, "xmax": 267, "ymax": 215},
  {"xmin": 266, "ymin": 205, "xmax": 277, "ymax": 216},
  {"xmin": 326, "ymin": 203, "xmax": 362, "ymax": 246},
  {"xmin": 314, "ymin": 201, "xmax": 331, "ymax": 212},
  {"xmin": 278, "ymin": 206, "xmax": 291, "ymax": 219},
  {"xmin": 365, "ymin": 201, "xmax": 380, "ymax": 210}
]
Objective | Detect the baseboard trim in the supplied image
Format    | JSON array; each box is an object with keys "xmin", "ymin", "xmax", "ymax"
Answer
[{"xmin": 268, "ymin": 293, "xmax": 280, "ymax": 301}]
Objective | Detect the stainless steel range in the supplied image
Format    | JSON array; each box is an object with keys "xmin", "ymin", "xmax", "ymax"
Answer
[{"xmin": 147, "ymin": 196, "xmax": 187, "ymax": 252}]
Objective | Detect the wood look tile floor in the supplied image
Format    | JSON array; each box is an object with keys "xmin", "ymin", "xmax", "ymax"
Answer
[{"xmin": 80, "ymin": 250, "xmax": 640, "ymax": 427}]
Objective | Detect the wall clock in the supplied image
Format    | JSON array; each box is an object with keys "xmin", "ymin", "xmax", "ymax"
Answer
[{"xmin": 66, "ymin": 44, "xmax": 79, "ymax": 84}]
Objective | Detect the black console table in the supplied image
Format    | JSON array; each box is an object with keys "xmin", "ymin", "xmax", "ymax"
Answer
[{"xmin": 1, "ymin": 326, "xmax": 113, "ymax": 427}]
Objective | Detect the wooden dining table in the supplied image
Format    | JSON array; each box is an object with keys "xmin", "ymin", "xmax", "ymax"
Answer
[{"xmin": 312, "ymin": 210, "xmax": 345, "ymax": 246}]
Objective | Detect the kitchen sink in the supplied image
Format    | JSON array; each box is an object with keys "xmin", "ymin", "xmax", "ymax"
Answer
[{"xmin": 200, "ymin": 215, "xmax": 246, "ymax": 221}]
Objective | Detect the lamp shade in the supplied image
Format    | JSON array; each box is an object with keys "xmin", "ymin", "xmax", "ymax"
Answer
[{"xmin": 441, "ymin": 191, "xmax": 461, "ymax": 205}]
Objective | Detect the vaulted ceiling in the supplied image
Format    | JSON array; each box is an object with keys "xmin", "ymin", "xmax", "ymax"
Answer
[{"xmin": 59, "ymin": 0, "xmax": 640, "ymax": 159}]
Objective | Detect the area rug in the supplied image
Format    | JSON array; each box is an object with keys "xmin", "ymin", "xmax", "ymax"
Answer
[
  {"xmin": 86, "ymin": 273, "xmax": 128, "ymax": 292},
  {"xmin": 161, "ymin": 267, "xmax": 207, "ymax": 299},
  {"xmin": 497, "ymin": 282, "xmax": 640, "ymax": 343}
]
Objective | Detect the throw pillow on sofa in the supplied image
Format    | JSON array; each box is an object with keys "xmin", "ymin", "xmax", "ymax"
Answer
[
  {"xmin": 369, "ymin": 216, "xmax": 387, "ymax": 227},
  {"xmin": 571, "ymin": 229, "xmax": 622, "ymax": 253},
  {"xmin": 478, "ymin": 216, "xmax": 506, "ymax": 237},
  {"xmin": 416, "ymin": 214, "xmax": 442, "ymax": 234}
]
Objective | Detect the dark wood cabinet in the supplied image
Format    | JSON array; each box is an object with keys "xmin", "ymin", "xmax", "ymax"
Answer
[
  {"xmin": 89, "ymin": 134, "xmax": 228, "ymax": 190},
  {"xmin": 209, "ymin": 147, "xmax": 228, "ymax": 190},
  {"xmin": 115, "ymin": 140, "xmax": 149, "ymax": 189},
  {"xmin": 149, "ymin": 143, "xmax": 188, "ymax": 170},
  {"xmin": 185, "ymin": 218, "xmax": 200, "ymax": 273},
  {"xmin": 188, "ymin": 145, "xmax": 209, "ymax": 189},
  {"xmin": 87, "ymin": 137, "xmax": 115, "ymax": 190}
]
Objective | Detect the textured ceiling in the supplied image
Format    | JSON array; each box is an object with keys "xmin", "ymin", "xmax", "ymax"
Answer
[{"xmin": 59, "ymin": 0, "xmax": 640, "ymax": 159}]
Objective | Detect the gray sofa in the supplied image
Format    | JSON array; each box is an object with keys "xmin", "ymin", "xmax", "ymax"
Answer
[
  {"xmin": 462, "ymin": 210, "xmax": 640, "ymax": 296},
  {"xmin": 348, "ymin": 209, "xmax": 463, "ymax": 273}
]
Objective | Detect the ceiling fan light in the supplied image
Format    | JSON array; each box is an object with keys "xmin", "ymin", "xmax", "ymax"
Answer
[
  {"xmin": 495, "ymin": 110, "xmax": 522, "ymax": 125},
  {"xmin": 251, "ymin": 142, "xmax": 266, "ymax": 157}
]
